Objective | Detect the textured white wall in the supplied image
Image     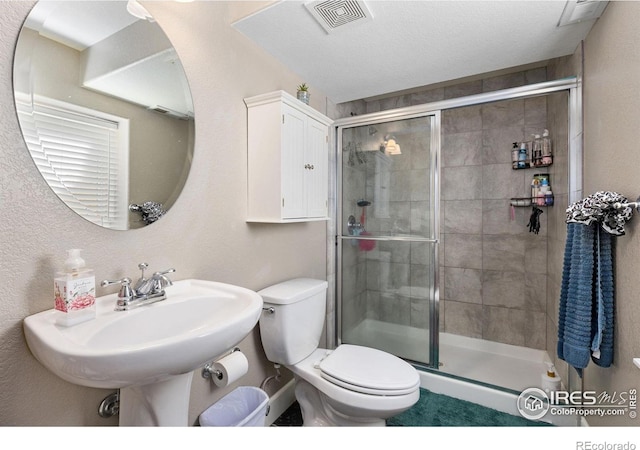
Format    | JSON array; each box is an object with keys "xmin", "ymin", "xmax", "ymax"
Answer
[
  {"xmin": 0, "ymin": 1, "xmax": 328, "ymax": 426},
  {"xmin": 582, "ymin": 1, "xmax": 640, "ymax": 426}
]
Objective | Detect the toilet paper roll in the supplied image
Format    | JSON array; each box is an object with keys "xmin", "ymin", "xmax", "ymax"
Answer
[{"xmin": 212, "ymin": 351, "xmax": 249, "ymax": 387}]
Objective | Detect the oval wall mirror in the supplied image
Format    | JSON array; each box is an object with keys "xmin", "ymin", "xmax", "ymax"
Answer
[{"xmin": 13, "ymin": 0, "xmax": 195, "ymax": 230}]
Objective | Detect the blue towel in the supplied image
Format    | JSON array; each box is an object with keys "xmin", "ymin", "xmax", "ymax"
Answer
[{"xmin": 557, "ymin": 223, "xmax": 614, "ymax": 376}]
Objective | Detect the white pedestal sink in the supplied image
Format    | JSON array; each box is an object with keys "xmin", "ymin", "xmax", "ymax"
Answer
[{"xmin": 23, "ymin": 279, "xmax": 263, "ymax": 426}]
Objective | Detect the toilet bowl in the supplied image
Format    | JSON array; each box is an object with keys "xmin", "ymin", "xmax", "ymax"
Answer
[
  {"xmin": 258, "ymin": 278, "xmax": 420, "ymax": 426},
  {"xmin": 289, "ymin": 346, "xmax": 420, "ymax": 426}
]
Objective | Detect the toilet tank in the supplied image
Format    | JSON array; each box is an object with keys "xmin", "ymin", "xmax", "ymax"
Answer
[{"xmin": 258, "ymin": 278, "xmax": 328, "ymax": 365}]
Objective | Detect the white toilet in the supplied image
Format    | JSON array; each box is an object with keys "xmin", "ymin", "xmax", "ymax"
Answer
[{"xmin": 258, "ymin": 278, "xmax": 420, "ymax": 426}]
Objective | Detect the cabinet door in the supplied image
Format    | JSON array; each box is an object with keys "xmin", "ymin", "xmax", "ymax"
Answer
[
  {"xmin": 281, "ymin": 104, "xmax": 307, "ymax": 219},
  {"xmin": 305, "ymin": 117, "xmax": 328, "ymax": 218}
]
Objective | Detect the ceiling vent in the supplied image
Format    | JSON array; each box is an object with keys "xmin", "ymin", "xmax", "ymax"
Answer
[
  {"xmin": 305, "ymin": 0, "xmax": 373, "ymax": 34},
  {"xmin": 558, "ymin": 0, "xmax": 608, "ymax": 27}
]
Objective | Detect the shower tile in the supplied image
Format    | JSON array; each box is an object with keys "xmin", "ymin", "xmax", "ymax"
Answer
[
  {"xmin": 482, "ymin": 164, "xmax": 526, "ymax": 199},
  {"xmin": 365, "ymin": 100, "xmax": 381, "ymax": 114},
  {"xmin": 483, "ymin": 235, "xmax": 525, "ymax": 272},
  {"xmin": 441, "ymin": 131, "xmax": 483, "ymax": 167},
  {"xmin": 444, "ymin": 267, "xmax": 482, "ymax": 304},
  {"xmin": 379, "ymin": 95, "xmax": 412, "ymax": 111},
  {"xmin": 438, "ymin": 298, "xmax": 445, "ymax": 331},
  {"xmin": 410, "ymin": 201, "xmax": 432, "ymax": 237},
  {"xmin": 411, "ymin": 88, "xmax": 444, "ymax": 105},
  {"xmin": 482, "ymin": 126, "xmax": 525, "ymax": 165},
  {"xmin": 389, "ymin": 171, "xmax": 412, "ymax": 201},
  {"xmin": 525, "ymin": 272, "xmax": 547, "ymax": 313},
  {"xmin": 380, "ymin": 291, "xmax": 411, "ymax": 326},
  {"xmin": 442, "ymin": 166, "xmax": 482, "ymax": 200},
  {"xmin": 341, "ymin": 263, "xmax": 360, "ymax": 299},
  {"xmin": 410, "ymin": 264, "xmax": 431, "ymax": 296},
  {"xmin": 410, "ymin": 241, "xmax": 433, "ymax": 265},
  {"xmin": 443, "ymin": 233, "xmax": 482, "ymax": 269},
  {"xmin": 368, "ymin": 201, "xmax": 410, "ymax": 234},
  {"xmin": 525, "ymin": 67, "xmax": 547, "ymax": 85},
  {"xmin": 410, "ymin": 169, "xmax": 430, "ymax": 202},
  {"xmin": 482, "ymin": 199, "xmax": 528, "ymax": 235},
  {"xmin": 442, "ymin": 106, "xmax": 482, "ymax": 134},
  {"xmin": 410, "ymin": 296, "xmax": 430, "ymax": 329},
  {"xmin": 546, "ymin": 313, "xmax": 559, "ymax": 361},
  {"xmin": 524, "ymin": 310, "xmax": 547, "ymax": 350},
  {"xmin": 374, "ymin": 240, "xmax": 411, "ymax": 264},
  {"xmin": 525, "ymin": 96, "xmax": 547, "ymax": 127},
  {"xmin": 343, "ymin": 291, "xmax": 368, "ymax": 329},
  {"xmin": 410, "ymin": 136, "xmax": 431, "ymax": 170},
  {"xmin": 483, "ymin": 72, "xmax": 525, "ymax": 92},
  {"xmin": 438, "ymin": 233, "xmax": 445, "ymax": 268},
  {"xmin": 443, "ymin": 200, "xmax": 483, "ymax": 234},
  {"xmin": 482, "ymin": 99, "xmax": 524, "ymax": 129},
  {"xmin": 365, "ymin": 290, "xmax": 380, "ymax": 321},
  {"xmin": 482, "ymin": 306, "xmax": 525, "ymax": 347},
  {"xmin": 367, "ymin": 261, "xmax": 411, "ymax": 292},
  {"xmin": 482, "ymin": 270, "xmax": 525, "ymax": 309},
  {"xmin": 444, "ymin": 80, "xmax": 483, "ymax": 99},
  {"xmin": 525, "ymin": 235, "xmax": 547, "ymax": 273},
  {"xmin": 444, "ymin": 300, "xmax": 483, "ymax": 339}
]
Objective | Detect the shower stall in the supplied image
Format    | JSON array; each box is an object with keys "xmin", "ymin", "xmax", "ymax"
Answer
[
  {"xmin": 334, "ymin": 77, "xmax": 582, "ymax": 393},
  {"xmin": 337, "ymin": 113, "xmax": 440, "ymax": 368}
]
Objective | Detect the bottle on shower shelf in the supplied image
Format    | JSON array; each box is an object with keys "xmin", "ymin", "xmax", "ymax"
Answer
[
  {"xmin": 511, "ymin": 142, "xmax": 519, "ymax": 169},
  {"xmin": 541, "ymin": 129, "xmax": 553, "ymax": 165},
  {"xmin": 518, "ymin": 142, "xmax": 528, "ymax": 168},
  {"xmin": 532, "ymin": 134, "xmax": 542, "ymax": 167}
]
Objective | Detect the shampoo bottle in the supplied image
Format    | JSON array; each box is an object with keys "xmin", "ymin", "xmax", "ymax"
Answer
[
  {"xmin": 541, "ymin": 363, "xmax": 561, "ymax": 393},
  {"xmin": 54, "ymin": 249, "xmax": 96, "ymax": 326},
  {"xmin": 541, "ymin": 129, "xmax": 553, "ymax": 165}
]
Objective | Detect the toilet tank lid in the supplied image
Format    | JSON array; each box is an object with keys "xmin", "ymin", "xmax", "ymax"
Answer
[{"xmin": 258, "ymin": 278, "xmax": 328, "ymax": 305}]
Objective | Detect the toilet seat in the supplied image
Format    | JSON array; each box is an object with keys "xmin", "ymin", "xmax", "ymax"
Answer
[{"xmin": 319, "ymin": 344, "xmax": 420, "ymax": 396}]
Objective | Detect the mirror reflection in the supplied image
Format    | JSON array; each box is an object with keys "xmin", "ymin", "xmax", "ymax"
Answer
[{"xmin": 13, "ymin": 0, "xmax": 195, "ymax": 230}]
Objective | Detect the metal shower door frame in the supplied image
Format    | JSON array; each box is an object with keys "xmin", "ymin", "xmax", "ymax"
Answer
[
  {"xmin": 335, "ymin": 111, "xmax": 441, "ymax": 368},
  {"xmin": 332, "ymin": 76, "xmax": 580, "ymax": 370}
]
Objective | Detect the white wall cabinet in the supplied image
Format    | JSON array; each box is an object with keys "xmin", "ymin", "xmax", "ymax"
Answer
[{"xmin": 245, "ymin": 91, "xmax": 332, "ymax": 223}]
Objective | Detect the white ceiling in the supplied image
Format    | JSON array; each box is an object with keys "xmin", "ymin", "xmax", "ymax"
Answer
[
  {"xmin": 233, "ymin": 0, "xmax": 607, "ymax": 103},
  {"xmin": 24, "ymin": 0, "xmax": 139, "ymax": 51},
  {"xmin": 23, "ymin": 1, "xmax": 193, "ymax": 118}
]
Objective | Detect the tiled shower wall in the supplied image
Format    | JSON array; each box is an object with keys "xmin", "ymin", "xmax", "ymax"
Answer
[
  {"xmin": 441, "ymin": 93, "xmax": 549, "ymax": 348},
  {"xmin": 338, "ymin": 66, "xmax": 571, "ymax": 351}
]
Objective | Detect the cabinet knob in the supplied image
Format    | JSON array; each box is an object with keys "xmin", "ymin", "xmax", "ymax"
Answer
[{"xmin": 304, "ymin": 164, "xmax": 314, "ymax": 170}]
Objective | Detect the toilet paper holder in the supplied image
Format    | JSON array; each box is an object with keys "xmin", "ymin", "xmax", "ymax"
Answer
[{"xmin": 202, "ymin": 347, "xmax": 241, "ymax": 380}]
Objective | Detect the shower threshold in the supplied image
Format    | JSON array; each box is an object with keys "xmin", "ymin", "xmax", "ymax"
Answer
[{"xmin": 343, "ymin": 318, "xmax": 551, "ymax": 393}]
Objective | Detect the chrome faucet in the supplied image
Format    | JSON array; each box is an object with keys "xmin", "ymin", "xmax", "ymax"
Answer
[{"xmin": 101, "ymin": 263, "xmax": 176, "ymax": 311}]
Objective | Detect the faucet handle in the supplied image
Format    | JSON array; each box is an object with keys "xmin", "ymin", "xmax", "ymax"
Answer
[
  {"xmin": 151, "ymin": 269, "xmax": 175, "ymax": 292},
  {"xmin": 156, "ymin": 268, "xmax": 176, "ymax": 276},
  {"xmin": 101, "ymin": 277, "xmax": 134, "ymax": 302},
  {"xmin": 133, "ymin": 263, "xmax": 149, "ymax": 291}
]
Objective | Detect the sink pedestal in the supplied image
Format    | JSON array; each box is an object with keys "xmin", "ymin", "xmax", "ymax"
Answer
[{"xmin": 119, "ymin": 372, "xmax": 194, "ymax": 426}]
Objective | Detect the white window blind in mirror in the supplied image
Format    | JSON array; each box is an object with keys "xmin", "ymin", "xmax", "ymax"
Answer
[{"xmin": 16, "ymin": 95, "xmax": 129, "ymax": 230}]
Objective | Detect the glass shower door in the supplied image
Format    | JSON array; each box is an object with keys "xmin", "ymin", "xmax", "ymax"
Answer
[{"xmin": 338, "ymin": 114, "xmax": 439, "ymax": 367}]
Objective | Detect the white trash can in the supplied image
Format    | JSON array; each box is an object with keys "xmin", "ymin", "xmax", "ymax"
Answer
[{"xmin": 199, "ymin": 386, "xmax": 269, "ymax": 427}]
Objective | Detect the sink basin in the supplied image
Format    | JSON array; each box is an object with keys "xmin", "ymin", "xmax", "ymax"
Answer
[{"xmin": 23, "ymin": 279, "xmax": 263, "ymax": 425}]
